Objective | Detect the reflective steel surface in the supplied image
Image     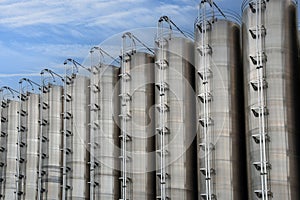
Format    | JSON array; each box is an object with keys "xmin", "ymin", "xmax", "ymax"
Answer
[
  {"xmin": 91, "ymin": 65, "xmax": 120, "ymax": 200},
  {"xmin": 65, "ymin": 75, "xmax": 90, "ymax": 200},
  {"xmin": 242, "ymin": 0, "xmax": 300, "ymax": 199},
  {"xmin": 155, "ymin": 37, "xmax": 197, "ymax": 200},
  {"xmin": 42, "ymin": 85, "xmax": 63, "ymax": 200},
  {"xmin": 3, "ymin": 100, "xmax": 19, "ymax": 199},
  {"xmin": 195, "ymin": 18, "xmax": 247, "ymax": 199},
  {"xmin": 127, "ymin": 52, "xmax": 156, "ymax": 199},
  {"xmin": 24, "ymin": 93, "xmax": 40, "ymax": 200}
]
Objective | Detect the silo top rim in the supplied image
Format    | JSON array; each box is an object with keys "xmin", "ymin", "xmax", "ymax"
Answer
[
  {"xmin": 195, "ymin": 9, "xmax": 241, "ymax": 26},
  {"xmin": 241, "ymin": 0, "xmax": 298, "ymax": 12}
]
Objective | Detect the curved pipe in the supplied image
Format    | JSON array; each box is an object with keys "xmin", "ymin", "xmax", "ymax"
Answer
[{"xmin": 64, "ymin": 58, "xmax": 91, "ymax": 73}]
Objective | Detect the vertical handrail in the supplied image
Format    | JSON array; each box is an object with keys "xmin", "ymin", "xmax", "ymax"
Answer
[
  {"xmin": 255, "ymin": 0, "xmax": 269, "ymax": 199},
  {"xmin": 120, "ymin": 34, "xmax": 129, "ymax": 200}
]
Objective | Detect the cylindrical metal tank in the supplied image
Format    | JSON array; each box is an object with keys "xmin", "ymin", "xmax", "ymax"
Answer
[
  {"xmin": 90, "ymin": 65, "xmax": 120, "ymax": 200},
  {"xmin": 0, "ymin": 99, "xmax": 11, "ymax": 198},
  {"xmin": 195, "ymin": 14, "xmax": 247, "ymax": 199},
  {"xmin": 242, "ymin": 0, "xmax": 300, "ymax": 199},
  {"xmin": 3, "ymin": 100, "xmax": 19, "ymax": 199},
  {"xmin": 24, "ymin": 93, "xmax": 40, "ymax": 200},
  {"xmin": 42, "ymin": 84, "xmax": 63, "ymax": 200},
  {"xmin": 125, "ymin": 52, "xmax": 156, "ymax": 199},
  {"xmin": 155, "ymin": 36, "xmax": 197, "ymax": 200},
  {"xmin": 65, "ymin": 75, "xmax": 90, "ymax": 199},
  {"xmin": 0, "ymin": 99, "xmax": 8, "ymax": 198}
]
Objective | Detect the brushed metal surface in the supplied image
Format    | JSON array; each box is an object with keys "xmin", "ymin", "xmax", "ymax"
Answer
[
  {"xmin": 195, "ymin": 18, "xmax": 247, "ymax": 199},
  {"xmin": 3, "ymin": 100, "xmax": 19, "ymax": 199},
  {"xmin": 155, "ymin": 37, "xmax": 197, "ymax": 200},
  {"xmin": 42, "ymin": 85, "xmax": 63, "ymax": 200},
  {"xmin": 65, "ymin": 75, "xmax": 90, "ymax": 200},
  {"xmin": 91, "ymin": 65, "xmax": 120, "ymax": 200},
  {"xmin": 24, "ymin": 93, "xmax": 40, "ymax": 200},
  {"xmin": 127, "ymin": 52, "xmax": 156, "ymax": 199},
  {"xmin": 242, "ymin": 0, "xmax": 300, "ymax": 199}
]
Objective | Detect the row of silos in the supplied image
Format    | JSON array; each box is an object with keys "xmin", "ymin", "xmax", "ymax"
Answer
[{"xmin": 0, "ymin": 0, "xmax": 299, "ymax": 198}]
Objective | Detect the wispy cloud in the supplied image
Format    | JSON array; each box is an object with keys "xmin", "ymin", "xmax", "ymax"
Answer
[{"xmin": 0, "ymin": 0, "xmax": 200, "ymax": 83}]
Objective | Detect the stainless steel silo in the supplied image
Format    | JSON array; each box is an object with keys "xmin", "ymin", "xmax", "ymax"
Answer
[
  {"xmin": 123, "ymin": 51, "xmax": 156, "ymax": 199},
  {"xmin": 3, "ymin": 100, "xmax": 19, "ymax": 199},
  {"xmin": 155, "ymin": 35, "xmax": 197, "ymax": 199},
  {"xmin": 65, "ymin": 75, "xmax": 90, "ymax": 199},
  {"xmin": 90, "ymin": 65, "xmax": 120, "ymax": 200},
  {"xmin": 42, "ymin": 84, "xmax": 63, "ymax": 200},
  {"xmin": 195, "ymin": 8, "xmax": 247, "ymax": 199},
  {"xmin": 242, "ymin": 0, "xmax": 300, "ymax": 199},
  {"xmin": 0, "ymin": 99, "xmax": 8, "ymax": 198},
  {"xmin": 24, "ymin": 93, "xmax": 40, "ymax": 200}
]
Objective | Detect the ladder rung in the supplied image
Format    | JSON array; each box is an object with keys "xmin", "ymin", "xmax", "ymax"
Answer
[
  {"xmin": 251, "ymin": 106, "xmax": 268, "ymax": 117},
  {"xmin": 250, "ymin": 79, "xmax": 268, "ymax": 91},
  {"xmin": 199, "ymin": 167, "xmax": 215, "ymax": 176},
  {"xmin": 119, "ymin": 176, "xmax": 131, "ymax": 182},
  {"xmin": 249, "ymin": 25, "xmax": 267, "ymax": 39},
  {"xmin": 156, "ymin": 149, "xmax": 169, "ymax": 156},
  {"xmin": 156, "ymin": 104, "xmax": 169, "ymax": 112},
  {"xmin": 119, "ymin": 73, "xmax": 131, "ymax": 81},
  {"xmin": 199, "ymin": 142, "xmax": 215, "ymax": 151},
  {"xmin": 155, "ymin": 38, "xmax": 168, "ymax": 47},
  {"xmin": 251, "ymin": 133, "xmax": 270, "ymax": 144},
  {"xmin": 156, "ymin": 172, "xmax": 169, "ymax": 180},
  {"xmin": 155, "ymin": 60, "xmax": 169, "ymax": 69},
  {"xmin": 249, "ymin": 0, "xmax": 266, "ymax": 13},
  {"xmin": 119, "ymin": 93, "xmax": 132, "ymax": 101},
  {"xmin": 249, "ymin": 52, "xmax": 267, "ymax": 65},
  {"xmin": 196, "ymin": 44, "xmax": 212, "ymax": 56},
  {"xmin": 254, "ymin": 189, "xmax": 273, "ymax": 198},
  {"xmin": 199, "ymin": 117, "xmax": 213, "ymax": 127},
  {"xmin": 196, "ymin": 20, "xmax": 212, "ymax": 33},
  {"xmin": 156, "ymin": 126, "xmax": 170, "ymax": 135},
  {"xmin": 119, "ymin": 134, "xmax": 132, "ymax": 141},
  {"xmin": 118, "ymin": 113, "xmax": 132, "ymax": 120},
  {"xmin": 198, "ymin": 92, "xmax": 212, "ymax": 103},
  {"xmin": 155, "ymin": 82, "xmax": 169, "ymax": 91},
  {"xmin": 252, "ymin": 161, "xmax": 271, "ymax": 171},
  {"xmin": 200, "ymin": 193, "xmax": 217, "ymax": 200},
  {"xmin": 197, "ymin": 68, "xmax": 212, "ymax": 80}
]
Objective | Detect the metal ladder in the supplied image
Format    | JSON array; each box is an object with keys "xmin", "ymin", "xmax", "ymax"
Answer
[
  {"xmin": 119, "ymin": 33, "xmax": 134, "ymax": 200},
  {"xmin": 249, "ymin": 0, "xmax": 272, "ymax": 199},
  {"xmin": 156, "ymin": 18, "xmax": 169, "ymax": 200},
  {"xmin": 197, "ymin": 1, "xmax": 215, "ymax": 200},
  {"xmin": 62, "ymin": 64, "xmax": 76, "ymax": 200}
]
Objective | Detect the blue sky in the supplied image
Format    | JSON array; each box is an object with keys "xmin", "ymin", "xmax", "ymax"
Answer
[{"xmin": 0, "ymin": 0, "xmax": 291, "ymax": 88}]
